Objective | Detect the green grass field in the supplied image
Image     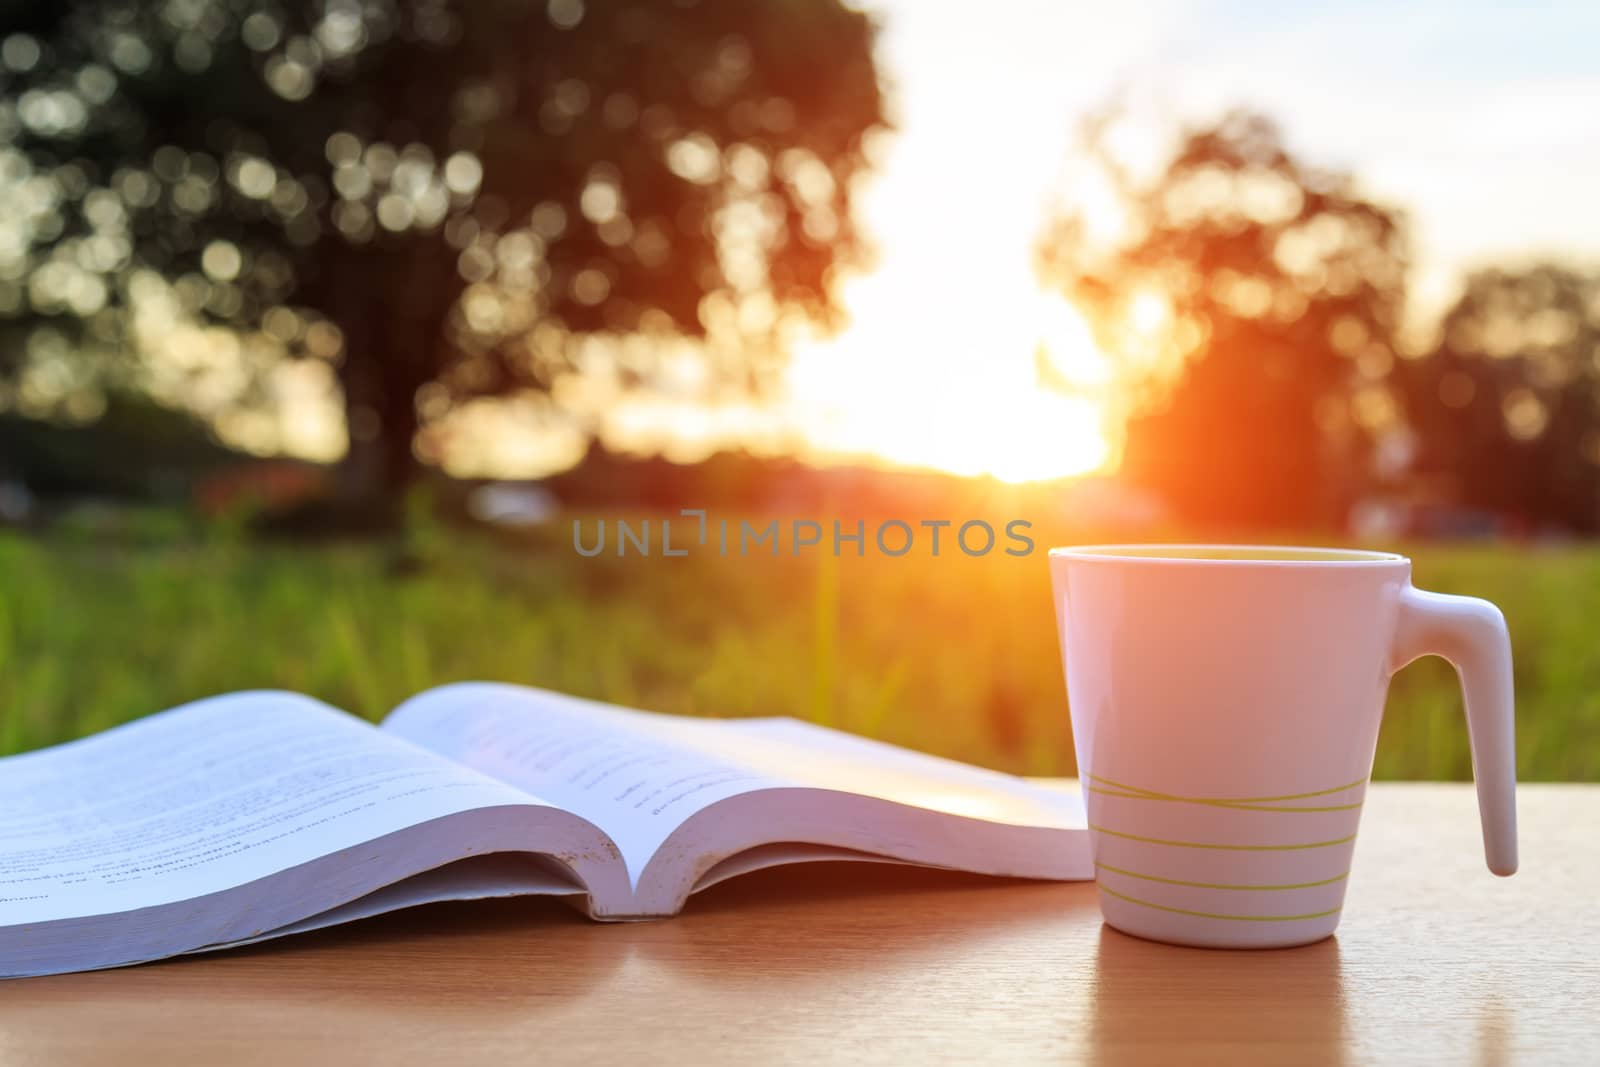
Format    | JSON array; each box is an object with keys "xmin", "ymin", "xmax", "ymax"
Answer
[{"xmin": 1, "ymin": 523, "xmax": 1595, "ymax": 779}]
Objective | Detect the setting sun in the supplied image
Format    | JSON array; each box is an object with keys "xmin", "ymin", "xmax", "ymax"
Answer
[
  {"xmin": 775, "ymin": 1, "xmax": 1128, "ymax": 485},
  {"xmin": 784, "ymin": 287, "xmax": 1112, "ymax": 482},
  {"xmin": 758, "ymin": 0, "xmax": 1153, "ymax": 484}
]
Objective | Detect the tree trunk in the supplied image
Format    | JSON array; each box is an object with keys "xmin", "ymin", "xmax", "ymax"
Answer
[
  {"xmin": 336, "ymin": 315, "xmax": 431, "ymax": 505},
  {"xmin": 329, "ymin": 247, "xmax": 453, "ymax": 508}
]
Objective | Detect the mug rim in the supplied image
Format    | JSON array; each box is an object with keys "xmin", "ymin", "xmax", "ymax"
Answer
[{"xmin": 1048, "ymin": 544, "xmax": 1408, "ymax": 566}]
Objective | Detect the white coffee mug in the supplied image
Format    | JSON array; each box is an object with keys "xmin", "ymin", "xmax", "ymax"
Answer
[{"xmin": 1049, "ymin": 545, "xmax": 1516, "ymax": 949}]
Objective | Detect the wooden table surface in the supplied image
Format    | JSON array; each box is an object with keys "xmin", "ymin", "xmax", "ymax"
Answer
[{"xmin": 1, "ymin": 784, "xmax": 1595, "ymax": 1065}]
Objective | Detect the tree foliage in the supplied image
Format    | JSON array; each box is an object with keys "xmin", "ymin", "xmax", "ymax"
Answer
[
  {"xmin": 1395, "ymin": 264, "xmax": 1600, "ymax": 532},
  {"xmin": 1038, "ymin": 110, "xmax": 1408, "ymax": 527},
  {"xmin": 0, "ymin": 0, "xmax": 886, "ymax": 494}
]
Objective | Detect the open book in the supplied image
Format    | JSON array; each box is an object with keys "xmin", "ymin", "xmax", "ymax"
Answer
[{"xmin": 0, "ymin": 683, "xmax": 1089, "ymax": 979}]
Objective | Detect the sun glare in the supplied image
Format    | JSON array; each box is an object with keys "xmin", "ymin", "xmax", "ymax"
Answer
[
  {"xmin": 785, "ymin": 286, "xmax": 1112, "ymax": 482},
  {"xmin": 773, "ymin": 15, "xmax": 1126, "ymax": 485}
]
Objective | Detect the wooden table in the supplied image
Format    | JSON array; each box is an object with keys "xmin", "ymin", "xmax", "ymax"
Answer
[{"xmin": 2, "ymin": 784, "xmax": 1595, "ymax": 1065}]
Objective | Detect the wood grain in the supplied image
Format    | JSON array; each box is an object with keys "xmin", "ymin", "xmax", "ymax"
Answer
[{"xmin": 1, "ymin": 784, "xmax": 1594, "ymax": 1066}]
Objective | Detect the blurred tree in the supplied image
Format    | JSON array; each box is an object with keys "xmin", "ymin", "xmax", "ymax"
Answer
[
  {"xmin": 1394, "ymin": 264, "xmax": 1600, "ymax": 532},
  {"xmin": 0, "ymin": 0, "xmax": 884, "ymax": 499},
  {"xmin": 1037, "ymin": 110, "xmax": 1408, "ymax": 527}
]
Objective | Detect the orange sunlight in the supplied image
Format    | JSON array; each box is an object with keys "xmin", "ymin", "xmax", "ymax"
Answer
[
  {"xmin": 784, "ymin": 283, "xmax": 1113, "ymax": 483},
  {"xmin": 779, "ymin": 117, "xmax": 1120, "ymax": 480},
  {"xmin": 768, "ymin": 1, "xmax": 1146, "ymax": 484}
]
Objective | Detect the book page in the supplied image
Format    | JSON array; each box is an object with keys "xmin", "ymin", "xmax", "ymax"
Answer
[
  {"xmin": 0, "ymin": 691, "xmax": 548, "ymax": 927},
  {"xmin": 196, "ymin": 854, "xmax": 585, "ymax": 953},
  {"xmin": 654, "ymin": 717, "xmax": 1084, "ymax": 829},
  {"xmin": 383, "ymin": 684, "xmax": 788, "ymax": 886}
]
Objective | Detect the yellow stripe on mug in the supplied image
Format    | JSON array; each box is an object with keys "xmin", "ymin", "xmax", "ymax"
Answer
[
  {"xmin": 1087, "ymin": 824, "xmax": 1358, "ymax": 851},
  {"xmin": 1085, "ymin": 773, "xmax": 1369, "ymax": 813},
  {"xmin": 1093, "ymin": 862, "xmax": 1350, "ymax": 892},
  {"xmin": 1097, "ymin": 883, "xmax": 1344, "ymax": 923}
]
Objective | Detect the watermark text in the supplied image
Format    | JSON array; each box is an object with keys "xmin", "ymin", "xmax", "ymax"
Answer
[{"xmin": 572, "ymin": 509, "xmax": 1035, "ymax": 558}]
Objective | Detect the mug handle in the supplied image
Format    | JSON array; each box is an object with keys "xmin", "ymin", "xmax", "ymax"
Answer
[{"xmin": 1390, "ymin": 586, "xmax": 1518, "ymax": 876}]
